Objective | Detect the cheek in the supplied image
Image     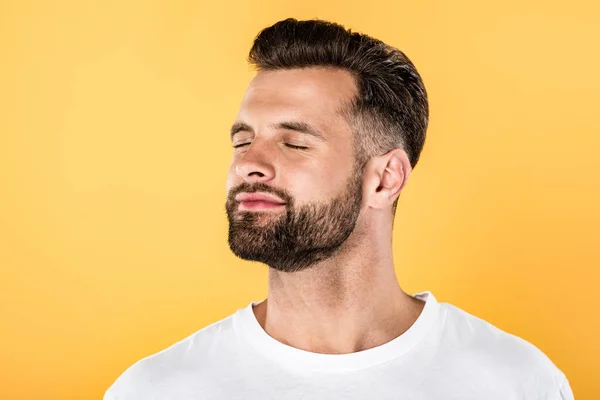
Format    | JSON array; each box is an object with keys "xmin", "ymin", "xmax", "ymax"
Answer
[{"xmin": 288, "ymin": 169, "xmax": 336, "ymax": 203}]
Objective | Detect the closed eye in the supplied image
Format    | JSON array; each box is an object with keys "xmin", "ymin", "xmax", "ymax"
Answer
[
  {"xmin": 285, "ymin": 144, "xmax": 309, "ymax": 150},
  {"xmin": 233, "ymin": 143, "xmax": 309, "ymax": 150}
]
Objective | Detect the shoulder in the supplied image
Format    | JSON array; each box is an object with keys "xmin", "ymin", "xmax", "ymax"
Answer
[
  {"xmin": 103, "ymin": 312, "xmax": 237, "ymax": 399},
  {"xmin": 438, "ymin": 302, "xmax": 572, "ymax": 398}
]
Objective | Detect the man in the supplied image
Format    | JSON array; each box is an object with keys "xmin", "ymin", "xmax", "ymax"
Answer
[{"xmin": 105, "ymin": 18, "xmax": 573, "ymax": 399}]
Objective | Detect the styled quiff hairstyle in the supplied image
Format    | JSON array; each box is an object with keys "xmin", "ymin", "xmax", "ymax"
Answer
[{"xmin": 248, "ymin": 18, "xmax": 429, "ymax": 217}]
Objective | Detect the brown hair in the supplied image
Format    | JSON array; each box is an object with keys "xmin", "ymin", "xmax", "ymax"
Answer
[{"xmin": 248, "ymin": 18, "xmax": 429, "ymax": 217}]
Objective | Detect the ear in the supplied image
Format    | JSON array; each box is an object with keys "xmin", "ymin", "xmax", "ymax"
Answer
[{"xmin": 363, "ymin": 148, "xmax": 412, "ymax": 211}]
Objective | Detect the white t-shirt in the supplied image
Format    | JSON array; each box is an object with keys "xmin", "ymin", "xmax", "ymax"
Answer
[{"xmin": 104, "ymin": 291, "xmax": 574, "ymax": 399}]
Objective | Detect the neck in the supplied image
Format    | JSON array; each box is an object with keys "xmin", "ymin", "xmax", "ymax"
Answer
[{"xmin": 252, "ymin": 222, "xmax": 425, "ymax": 354}]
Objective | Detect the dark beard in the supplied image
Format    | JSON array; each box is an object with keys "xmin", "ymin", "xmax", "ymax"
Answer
[{"xmin": 225, "ymin": 170, "xmax": 363, "ymax": 273}]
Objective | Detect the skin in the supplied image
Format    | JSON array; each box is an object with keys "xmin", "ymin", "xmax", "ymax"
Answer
[{"xmin": 224, "ymin": 66, "xmax": 425, "ymax": 355}]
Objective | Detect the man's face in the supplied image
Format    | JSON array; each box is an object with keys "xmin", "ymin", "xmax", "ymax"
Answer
[{"xmin": 225, "ymin": 67, "xmax": 364, "ymax": 273}]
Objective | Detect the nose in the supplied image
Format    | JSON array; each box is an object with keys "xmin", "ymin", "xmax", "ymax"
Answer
[{"xmin": 234, "ymin": 140, "xmax": 276, "ymax": 183}]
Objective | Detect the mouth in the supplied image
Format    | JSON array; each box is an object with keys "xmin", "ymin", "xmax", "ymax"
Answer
[{"xmin": 238, "ymin": 200, "xmax": 287, "ymax": 211}]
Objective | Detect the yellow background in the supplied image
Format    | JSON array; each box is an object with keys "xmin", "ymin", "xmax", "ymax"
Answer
[{"xmin": 1, "ymin": 0, "xmax": 598, "ymax": 398}]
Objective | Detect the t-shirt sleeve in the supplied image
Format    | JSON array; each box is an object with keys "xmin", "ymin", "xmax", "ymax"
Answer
[
  {"xmin": 103, "ymin": 388, "xmax": 115, "ymax": 400},
  {"xmin": 557, "ymin": 373, "xmax": 575, "ymax": 400}
]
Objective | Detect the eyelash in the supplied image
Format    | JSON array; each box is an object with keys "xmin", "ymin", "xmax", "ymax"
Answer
[{"xmin": 233, "ymin": 143, "xmax": 309, "ymax": 150}]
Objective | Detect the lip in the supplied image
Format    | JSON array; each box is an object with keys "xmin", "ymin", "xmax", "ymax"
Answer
[
  {"xmin": 235, "ymin": 192, "xmax": 286, "ymax": 205},
  {"xmin": 238, "ymin": 200, "xmax": 286, "ymax": 211}
]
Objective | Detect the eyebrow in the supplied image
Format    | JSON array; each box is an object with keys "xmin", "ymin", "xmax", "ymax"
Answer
[{"xmin": 230, "ymin": 121, "xmax": 327, "ymax": 142}]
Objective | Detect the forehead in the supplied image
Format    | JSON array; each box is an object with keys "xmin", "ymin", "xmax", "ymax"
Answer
[{"xmin": 236, "ymin": 67, "xmax": 357, "ymax": 135}]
